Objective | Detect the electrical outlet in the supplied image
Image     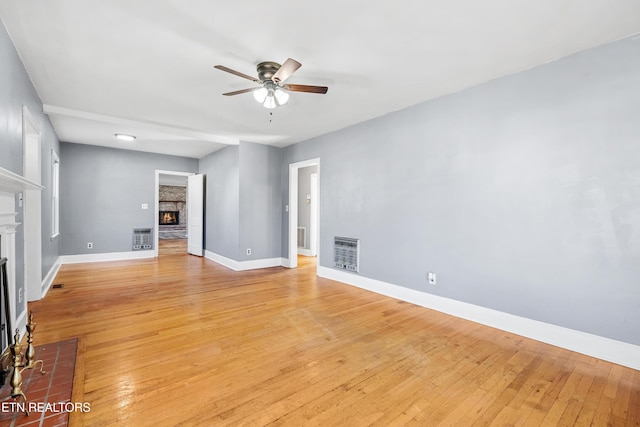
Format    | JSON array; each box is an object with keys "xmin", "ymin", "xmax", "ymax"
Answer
[
  {"xmin": 87, "ymin": 242, "xmax": 93, "ymax": 249},
  {"xmin": 18, "ymin": 288, "xmax": 22, "ymax": 303},
  {"xmin": 246, "ymin": 248, "xmax": 251, "ymax": 256},
  {"xmin": 428, "ymin": 272, "xmax": 436, "ymax": 285}
]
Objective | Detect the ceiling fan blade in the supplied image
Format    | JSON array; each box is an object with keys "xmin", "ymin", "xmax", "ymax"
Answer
[
  {"xmin": 214, "ymin": 65, "xmax": 260, "ymax": 83},
  {"xmin": 272, "ymin": 58, "xmax": 302, "ymax": 83},
  {"xmin": 223, "ymin": 88, "xmax": 257, "ymax": 96},
  {"xmin": 282, "ymin": 84, "xmax": 328, "ymax": 94}
]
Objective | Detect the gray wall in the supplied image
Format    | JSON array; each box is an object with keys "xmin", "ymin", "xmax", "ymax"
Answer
[
  {"xmin": 239, "ymin": 141, "xmax": 282, "ymax": 260},
  {"xmin": 0, "ymin": 20, "xmax": 60, "ymax": 315},
  {"xmin": 60, "ymin": 142, "xmax": 198, "ymax": 255},
  {"xmin": 282, "ymin": 35, "xmax": 640, "ymax": 345},
  {"xmin": 199, "ymin": 145, "xmax": 240, "ymax": 259},
  {"xmin": 297, "ymin": 165, "xmax": 317, "ymax": 249},
  {"xmin": 199, "ymin": 142, "xmax": 283, "ymax": 261}
]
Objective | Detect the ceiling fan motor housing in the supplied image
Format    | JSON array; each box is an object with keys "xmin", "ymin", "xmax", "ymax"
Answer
[{"xmin": 256, "ymin": 61, "xmax": 281, "ymax": 82}]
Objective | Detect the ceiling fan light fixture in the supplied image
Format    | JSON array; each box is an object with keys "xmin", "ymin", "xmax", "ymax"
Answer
[
  {"xmin": 253, "ymin": 87, "xmax": 268, "ymax": 103},
  {"xmin": 257, "ymin": 80, "xmax": 288, "ymax": 109},
  {"xmin": 274, "ymin": 88, "xmax": 289, "ymax": 106},
  {"xmin": 263, "ymin": 91, "xmax": 277, "ymax": 109},
  {"xmin": 215, "ymin": 58, "xmax": 327, "ymax": 108}
]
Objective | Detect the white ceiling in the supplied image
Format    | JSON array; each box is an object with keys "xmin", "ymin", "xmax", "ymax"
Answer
[{"xmin": 1, "ymin": 1, "xmax": 639, "ymax": 159}]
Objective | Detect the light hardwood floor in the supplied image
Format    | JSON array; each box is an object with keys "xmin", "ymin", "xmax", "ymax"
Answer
[{"xmin": 28, "ymin": 240, "xmax": 639, "ymax": 426}]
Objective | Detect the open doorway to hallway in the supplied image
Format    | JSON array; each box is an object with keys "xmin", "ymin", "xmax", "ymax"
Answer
[
  {"xmin": 296, "ymin": 165, "xmax": 318, "ymax": 259},
  {"xmin": 288, "ymin": 158, "xmax": 320, "ymax": 270}
]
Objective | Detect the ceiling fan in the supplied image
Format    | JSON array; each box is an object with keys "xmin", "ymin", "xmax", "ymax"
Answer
[{"xmin": 214, "ymin": 58, "xmax": 328, "ymax": 109}]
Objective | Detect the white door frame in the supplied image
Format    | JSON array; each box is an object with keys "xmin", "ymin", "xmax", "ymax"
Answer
[
  {"xmin": 154, "ymin": 170, "xmax": 195, "ymax": 257},
  {"xmin": 287, "ymin": 158, "xmax": 320, "ymax": 269},
  {"xmin": 22, "ymin": 106, "xmax": 42, "ymax": 302},
  {"xmin": 309, "ymin": 173, "xmax": 319, "ymax": 257}
]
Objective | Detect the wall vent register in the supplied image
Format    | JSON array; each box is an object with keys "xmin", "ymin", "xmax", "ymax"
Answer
[
  {"xmin": 133, "ymin": 228, "xmax": 153, "ymax": 250},
  {"xmin": 297, "ymin": 227, "xmax": 307, "ymax": 248},
  {"xmin": 333, "ymin": 236, "xmax": 359, "ymax": 272}
]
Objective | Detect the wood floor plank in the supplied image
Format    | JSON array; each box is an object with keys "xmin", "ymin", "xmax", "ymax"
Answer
[{"xmin": 21, "ymin": 240, "xmax": 640, "ymax": 426}]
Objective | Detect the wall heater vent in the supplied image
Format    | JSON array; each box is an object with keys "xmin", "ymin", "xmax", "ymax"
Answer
[
  {"xmin": 333, "ymin": 236, "xmax": 359, "ymax": 272},
  {"xmin": 133, "ymin": 228, "xmax": 153, "ymax": 250},
  {"xmin": 297, "ymin": 227, "xmax": 307, "ymax": 248}
]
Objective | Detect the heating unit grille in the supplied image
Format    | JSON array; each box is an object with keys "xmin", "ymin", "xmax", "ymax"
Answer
[
  {"xmin": 133, "ymin": 228, "xmax": 153, "ymax": 250},
  {"xmin": 333, "ymin": 236, "xmax": 359, "ymax": 272}
]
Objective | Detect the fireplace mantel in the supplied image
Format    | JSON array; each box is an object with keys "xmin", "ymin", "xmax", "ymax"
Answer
[
  {"xmin": 1, "ymin": 166, "xmax": 42, "ymax": 355},
  {"xmin": 0, "ymin": 166, "xmax": 43, "ymax": 193}
]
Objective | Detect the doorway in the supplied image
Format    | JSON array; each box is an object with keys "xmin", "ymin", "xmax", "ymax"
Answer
[
  {"xmin": 22, "ymin": 106, "xmax": 42, "ymax": 302},
  {"xmin": 287, "ymin": 158, "xmax": 320, "ymax": 269},
  {"xmin": 154, "ymin": 170, "xmax": 194, "ymax": 256},
  {"xmin": 296, "ymin": 166, "xmax": 318, "ymax": 258}
]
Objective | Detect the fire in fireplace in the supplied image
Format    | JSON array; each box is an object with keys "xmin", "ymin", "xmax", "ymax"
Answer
[{"xmin": 159, "ymin": 211, "xmax": 179, "ymax": 225}]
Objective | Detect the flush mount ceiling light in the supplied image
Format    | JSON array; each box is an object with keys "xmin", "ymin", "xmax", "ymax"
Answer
[
  {"xmin": 214, "ymin": 58, "xmax": 328, "ymax": 109},
  {"xmin": 115, "ymin": 133, "xmax": 136, "ymax": 141}
]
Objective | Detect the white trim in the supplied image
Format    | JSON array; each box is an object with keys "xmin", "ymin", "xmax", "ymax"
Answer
[
  {"xmin": 15, "ymin": 310, "xmax": 28, "ymax": 345},
  {"xmin": 309, "ymin": 173, "xmax": 319, "ymax": 257},
  {"xmin": 204, "ymin": 250, "xmax": 286, "ymax": 271},
  {"xmin": 317, "ymin": 266, "xmax": 640, "ymax": 370},
  {"xmin": 16, "ymin": 310, "xmax": 27, "ymax": 325},
  {"xmin": 60, "ymin": 250, "xmax": 155, "ymax": 264},
  {"xmin": 41, "ymin": 257, "xmax": 62, "ymax": 298},
  {"xmin": 297, "ymin": 248, "xmax": 313, "ymax": 257},
  {"xmin": 288, "ymin": 166, "xmax": 298, "ymax": 268},
  {"xmin": 50, "ymin": 149, "xmax": 60, "ymax": 238},
  {"xmin": 16, "ymin": 309, "xmax": 27, "ymax": 332},
  {"xmin": 204, "ymin": 250, "xmax": 239, "ymax": 270},
  {"xmin": 0, "ymin": 223, "xmax": 20, "ymax": 235},
  {"xmin": 282, "ymin": 257, "xmax": 296, "ymax": 269}
]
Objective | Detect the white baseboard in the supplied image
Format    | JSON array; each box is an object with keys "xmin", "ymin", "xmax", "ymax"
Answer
[
  {"xmin": 41, "ymin": 257, "xmax": 62, "ymax": 298},
  {"xmin": 297, "ymin": 248, "xmax": 313, "ymax": 256},
  {"xmin": 205, "ymin": 250, "xmax": 286, "ymax": 271},
  {"xmin": 16, "ymin": 309, "xmax": 27, "ymax": 342},
  {"xmin": 60, "ymin": 250, "xmax": 155, "ymax": 264},
  {"xmin": 318, "ymin": 266, "xmax": 640, "ymax": 370}
]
